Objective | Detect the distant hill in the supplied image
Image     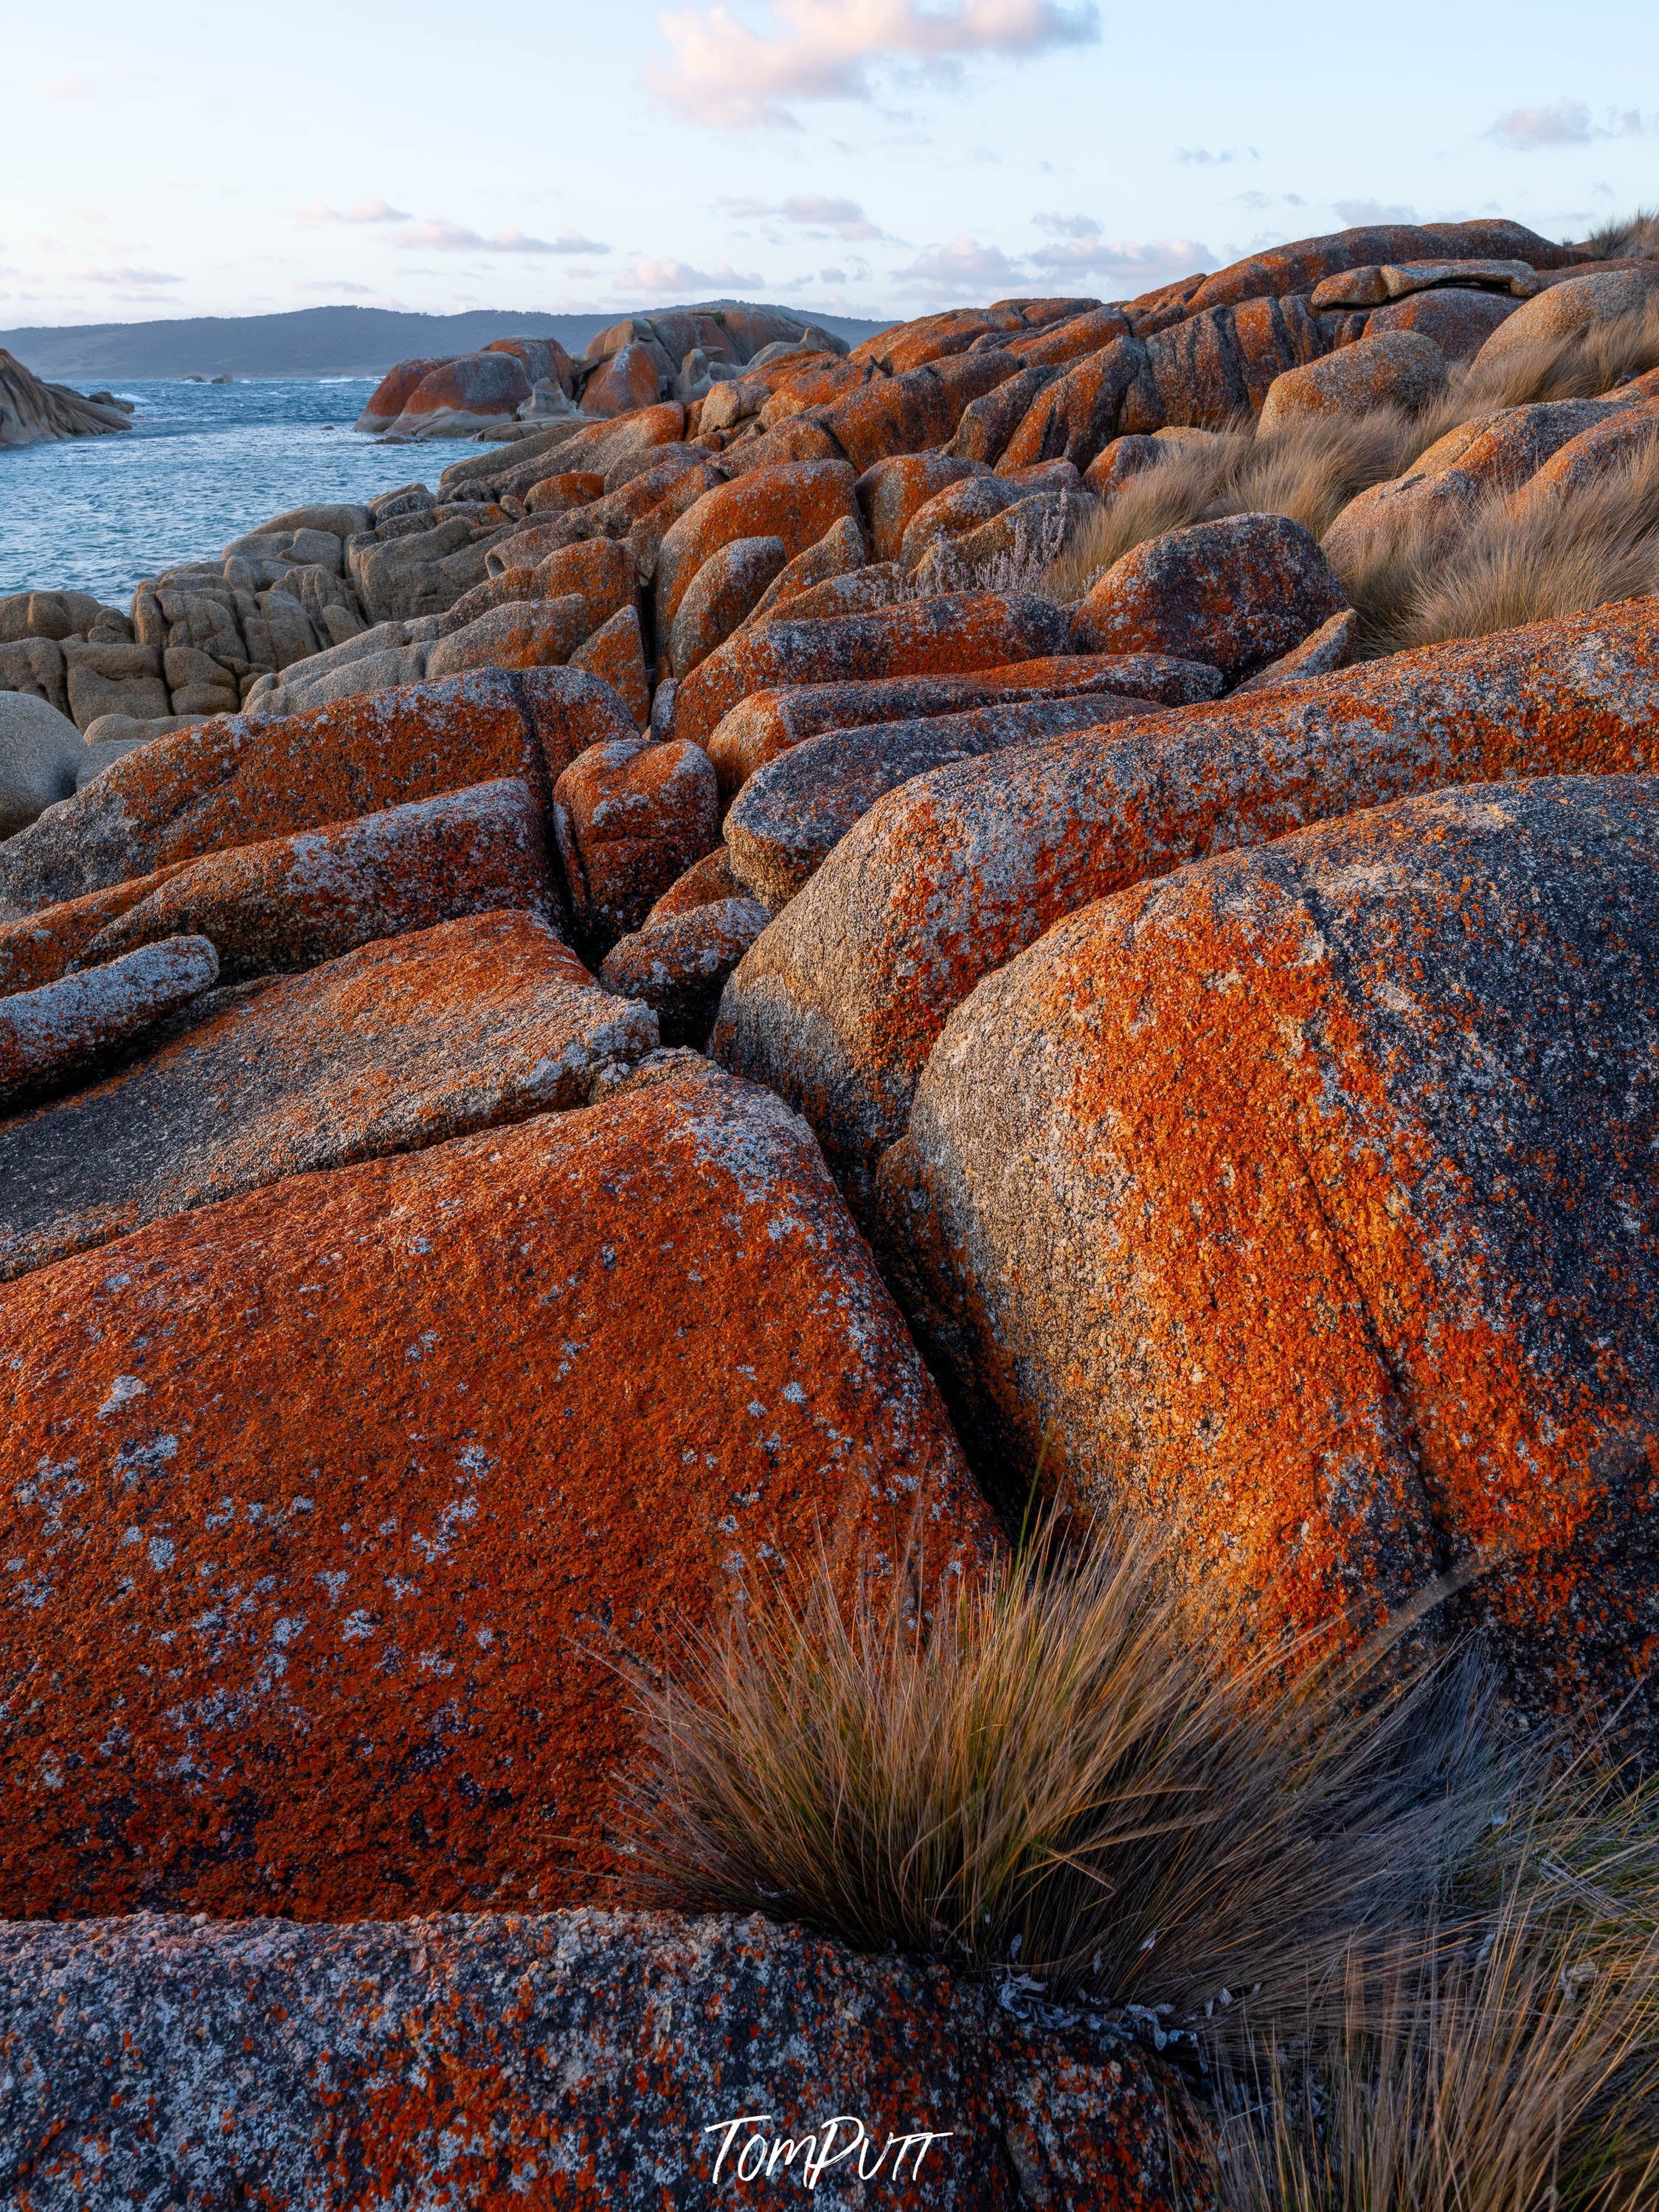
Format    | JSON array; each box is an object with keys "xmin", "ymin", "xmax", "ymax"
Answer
[{"xmin": 0, "ymin": 303, "xmax": 896, "ymax": 384}]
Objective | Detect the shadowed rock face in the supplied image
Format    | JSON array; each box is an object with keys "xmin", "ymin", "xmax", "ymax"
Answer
[
  {"xmin": 712, "ymin": 600, "xmax": 1659, "ymax": 1213},
  {"xmin": 877, "ymin": 777, "xmax": 1659, "ymax": 1727},
  {"xmin": 0, "ymin": 1068, "xmax": 994, "ymax": 1921},
  {"xmin": 0, "ymin": 1909, "xmax": 1200, "ymax": 2211},
  {"xmin": 0, "ymin": 909, "xmax": 657, "ymax": 1281}
]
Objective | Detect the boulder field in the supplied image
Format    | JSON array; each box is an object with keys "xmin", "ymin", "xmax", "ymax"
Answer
[{"xmin": 3, "ymin": 214, "xmax": 1659, "ymax": 2202}]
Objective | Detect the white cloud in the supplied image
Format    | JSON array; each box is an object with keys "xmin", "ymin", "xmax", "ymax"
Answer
[
  {"xmin": 392, "ymin": 222, "xmax": 612, "ymax": 254},
  {"xmin": 613, "ymin": 254, "xmax": 766, "ymax": 292},
  {"xmin": 66, "ymin": 265, "xmax": 182, "ymax": 287},
  {"xmin": 294, "ymin": 280, "xmax": 375, "ymax": 295},
  {"xmin": 888, "ymin": 233, "xmax": 1028, "ymax": 297},
  {"xmin": 1028, "ymin": 221, "xmax": 1210, "ymax": 286},
  {"xmin": 1486, "ymin": 100, "xmax": 1651, "ymax": 150},
  {"xmin": 1174, "ymin": 145, "xmax": 1258, "ymax": 165},
  {"xmin": 652, "ymin": 0, "xmax": 1100, "ymax": 128},
  {"xmin": 297, "ymin": 198, "xmax": 412, "ymax": 225},
  {"xmin": 714, "ymin": 192, "xmax": 886, "ymax": 238},
  {"xmin": 1331, "ymin": 198, "xmax": 1417, "ymax": 226}
]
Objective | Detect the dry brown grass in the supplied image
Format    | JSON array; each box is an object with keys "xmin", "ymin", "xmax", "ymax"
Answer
[
  {"xmin": 618, "ymin": 1516, "xmax": 1495, "ymax": 2039},
  {"xmin": 1583, "ymin": 208, "xmax": 1659, "ymax": 263},
  {"xmin": 1045, "ymin": 299, "xmax": 1659, "ymax": 609},
  {"xmin": 1205, "ymin": 1750, "xmax": 1659, "ymax": 2211},
  {"xmin": 1334, "ymin": 435, "xmax": 1659, "ymax": 659},
  {"xmin": 1047, "ymin": 412, "xmax": 1427, "ymax": 599}
]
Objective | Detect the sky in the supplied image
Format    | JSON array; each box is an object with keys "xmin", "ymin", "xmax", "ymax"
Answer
[{"xmin": 3, "ymin": 0, "xmax": 1656, "ymax": 329}]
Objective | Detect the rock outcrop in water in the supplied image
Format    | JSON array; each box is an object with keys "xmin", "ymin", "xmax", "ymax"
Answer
[
  {"xmin": 0, "ymin": 349, "xmax": 132, "ymax": 448},
  {"xmin": 4, "ymin": 215, "xmax": 1659, "ymax": 2203}
]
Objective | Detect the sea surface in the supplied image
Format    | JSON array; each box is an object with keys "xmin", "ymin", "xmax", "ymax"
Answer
[{"xmin": 0, "ymin": 380, "xmax": 457, "ymax": 606}]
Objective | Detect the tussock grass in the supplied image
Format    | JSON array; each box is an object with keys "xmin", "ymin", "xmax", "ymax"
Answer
[
  {"xmin": 1208, "ymin": 1753, "xmax": 1659, "ymax": 2211},
  {"xmin": 1046, "ymin": 413, "xmax": 1424, "ymax": 599},
  {"xmin": 620, "ymin": 1519, "xmax": 1495, "ymax": 2037},
  {"xmin": 1335, "ymin": 435, "xmax": 1659, "ymax": 659},
  {"xmin": 1583, "ymin": 207, "xmax": 1659, "ymax": 263},
  {"xmin": 1450, "ymin": 297, "xmax": 1659, "ymax": 411},
  {"xmin": 1045, "ymin": 300, "xmax": 1659, "ymax": 609}
]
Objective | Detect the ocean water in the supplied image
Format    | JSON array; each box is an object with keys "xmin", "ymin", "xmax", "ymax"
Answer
[{"xmin": 0, "ymin": 379, "xmax": 463, "ymax": 608}]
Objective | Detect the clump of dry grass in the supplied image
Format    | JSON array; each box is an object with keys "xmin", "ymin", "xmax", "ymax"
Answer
[
  {"xmin": 1045, "ymin": 299, "xmax": 1659, "ymax": 609},
  {"xmin": 1334, "ymin": 434, "xmax": 1659, "ymax": 659},
  {"xmin": 1047, "ymin": 410, "xmax": 1438, "ymax": 600},
  {"xmin": 619, "ymin": 1518, "xmax": 1495, "ymax": 2039},
  {"xmin": 1582, "ymin": 207, "xmax": 1659, "ymax": 263},
  {"xmin": 1444, "ymin": 296, "xmax": 1659, "ymax": 412},
  {"xmin": 1205, "ymin": 1751, "xmax": 1659, "ymax": 2211}
]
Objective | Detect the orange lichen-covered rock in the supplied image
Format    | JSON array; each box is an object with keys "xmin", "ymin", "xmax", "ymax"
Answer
[
  {"xmin": 1071, "ymin": 513, "xmax": 1348, "ymax": 679},
  {"xmin": 569, "ymin": 602, "xmax": 651, "ymax": 727},
  {"xmin": 1474, "ymin": 264, "xmax": 1659, "ymax": 364},
  {"xmin": 0, "ymin": 859, "xmax": 197, "ymax": 996},
  {"xmin": 385, "ymin": 352, "xmax": 532, "ymax": 438},
  {"xmin": 857, "ymin": 453, "xmax": 988, "ymax": 562},
  {"xmin": 530, "ymin": 535, "xmax": 637, "ymax": 632},
  {"xmin": 1126, "ymin": 297, "xmax": 1334, "ymax": 430},
  {"xmin": 0, "ymin": 1069, "xmax": 995, "ymax": 1920},
  {"xmin": 741, "ymin": 513, "xmax": 867, "ymax": 626},
  {"xmin": 705, "ymin": 653, "xmax": 1219, "ymax": 800},
  {"xmin": 1257, "ymin": 329, "xmax": 1447, "ymax": 431},
  {"xmin": 0, "ymin": 910, "xmax": 657, "ymax": 1283},
  {"xmin": 668, "ymin": 534, "xmax": 787, "ymax": 676},
  {"xmin": 1368, "ymin": 288, "xmax": 1519, "ymax": 359},
  {"xmin": 0, "ymin": 668, "xmax": 637, "ymax": 919},
  {"xmin": 724, "ymin": 692, "xmax": 1154, "ymax": 907},
  {"xmin": 712, "ymin": 600, "xmax": 1659, "ymax": 1208},
  {"xmin": 812, "ymin": 353, "xmax": 1021, "ymax": 475},
  {"xmin": 0, "ymin": 936, "xmax": 218, "ymax": 1111},
  {"xmin": 81, "ymin": 777, "xmax": 557, "ymax": 981},
  {"xmin": 654, "ymin": 460, "xmax": 859, "ymax": 631},
  {"xmin": 600, "ymin": 896, "xmax": 772, "ymax": 1048},
  {"xmin": 579, "ymin": 339, "xmax": 665, "ymax": 417},
  {"xmin": 1182, "ymin": 219, "xmax": 1574, "ymax": 316},
  {"xmin": 353, "ymin": 356, "xmax": 454, "ymax": 434},
  {"xmin": 1007, "ymin": 305, "xmax": 1136, "ymax": 367},
  {"xmin": 853, "ymin": 305, "xmax": 1023, "ymax": 373},
  {"xmin": 1084, "ymin": 434, "xmax": 1169, "ymax": 498},
  {"xmin": 878, "ymin": 777, "xmax": 1659, "ymax": 1726},
  {"xmin": 670, "ymin": 593, "xmax": 1070, "ymax": 749},
  {"xmin": 522, "ymin": 468, "xmax": 609, "ymax": 516},
  {"xmin": 996, "ymin": 341, "xmax": 1150, "ymax": 473},
  {"xmin": 553, "ymin": 735, "xmax": 719, "ymax": 949},
  {"xmin": 424, "ymin": 597, "xmax": 593, "ymax": 679},
  {"xmin": 1507, "ymin": 398, "xmax": 1659, "ymax": 514},
  {"xmin": 0, "ymin": 1910, "xmax": 1201, "ymax": 2211},
  {"xmin": 944, "ymin": 364, "xmax": 1061, "ymax": 468}
]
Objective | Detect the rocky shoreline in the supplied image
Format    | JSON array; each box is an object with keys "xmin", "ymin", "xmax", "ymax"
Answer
[{"xmin": 3, "ymin": 212, "xmax": 1659, "ymax": 2205}]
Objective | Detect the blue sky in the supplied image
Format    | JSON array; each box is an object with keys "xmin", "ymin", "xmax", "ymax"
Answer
[{"xmin": 4, "ymin": 0, "xmax": 1655, "ymax": 327}]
